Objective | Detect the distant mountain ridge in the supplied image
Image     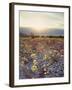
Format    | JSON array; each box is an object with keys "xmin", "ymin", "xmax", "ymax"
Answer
[
  {"xmin": 19, "ymin": 27, "xmax": 64, "ymax": 36},
  {"xmin": 46, "ymin": 29, "xmax": 64, "ymax": 36}
]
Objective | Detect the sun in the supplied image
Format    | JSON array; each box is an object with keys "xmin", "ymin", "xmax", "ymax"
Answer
[{"xmin": 34, "ymin": 28, "xmax": 45, "ymax": 33}]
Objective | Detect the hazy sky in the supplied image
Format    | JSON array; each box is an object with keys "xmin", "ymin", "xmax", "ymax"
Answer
[{"xmin": 20, "ymin": 11, "xmax": 64, "ymax": 32}]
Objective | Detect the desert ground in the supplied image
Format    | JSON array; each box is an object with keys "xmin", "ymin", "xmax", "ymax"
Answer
[{"xmin": 19, "ymin": 37, "xmax": 64, "ymax": 79}]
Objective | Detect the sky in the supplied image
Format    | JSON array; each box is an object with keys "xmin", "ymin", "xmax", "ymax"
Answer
[{"xmin": 20, "ymin": 11, "xmax": 64, "ymax": 33}]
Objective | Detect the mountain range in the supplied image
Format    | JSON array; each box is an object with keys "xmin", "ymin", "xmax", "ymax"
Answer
[{"xmin": 19, "ymin": 27, "xmax": 64, "ymax": 36}]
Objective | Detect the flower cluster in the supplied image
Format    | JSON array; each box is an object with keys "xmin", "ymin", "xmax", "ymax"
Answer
[{"xmin": 19, "ymin": 37, "xmax": 64, "ymax": 79}]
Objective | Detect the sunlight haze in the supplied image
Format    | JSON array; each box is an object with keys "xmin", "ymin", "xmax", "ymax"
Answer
[{"xmin": 20, "ymin": 11, "xmax": 64, "ymax": 32}]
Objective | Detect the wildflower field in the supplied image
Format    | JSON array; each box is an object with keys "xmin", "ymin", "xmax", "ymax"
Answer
[{"xmin": 19, "ymin": 36, "xmax": 64, "ymax": 79}]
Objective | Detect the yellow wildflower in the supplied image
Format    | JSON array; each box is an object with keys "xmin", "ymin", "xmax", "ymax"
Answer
[
  {"xmin": 43, "ymin": 54, "xmax": 49, "ymax": 60},
  {"xmin": 31, "ymin": 65, "xmax": 38, "ymax": 72},
  {"xmin": 31, "ymin": 53, "xmax": 36, "ymax": 58}
]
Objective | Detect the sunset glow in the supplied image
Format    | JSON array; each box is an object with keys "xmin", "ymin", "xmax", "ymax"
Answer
[{"xmin": 20, "ymin": 11, "xmax": 64, "ymax": 33}]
